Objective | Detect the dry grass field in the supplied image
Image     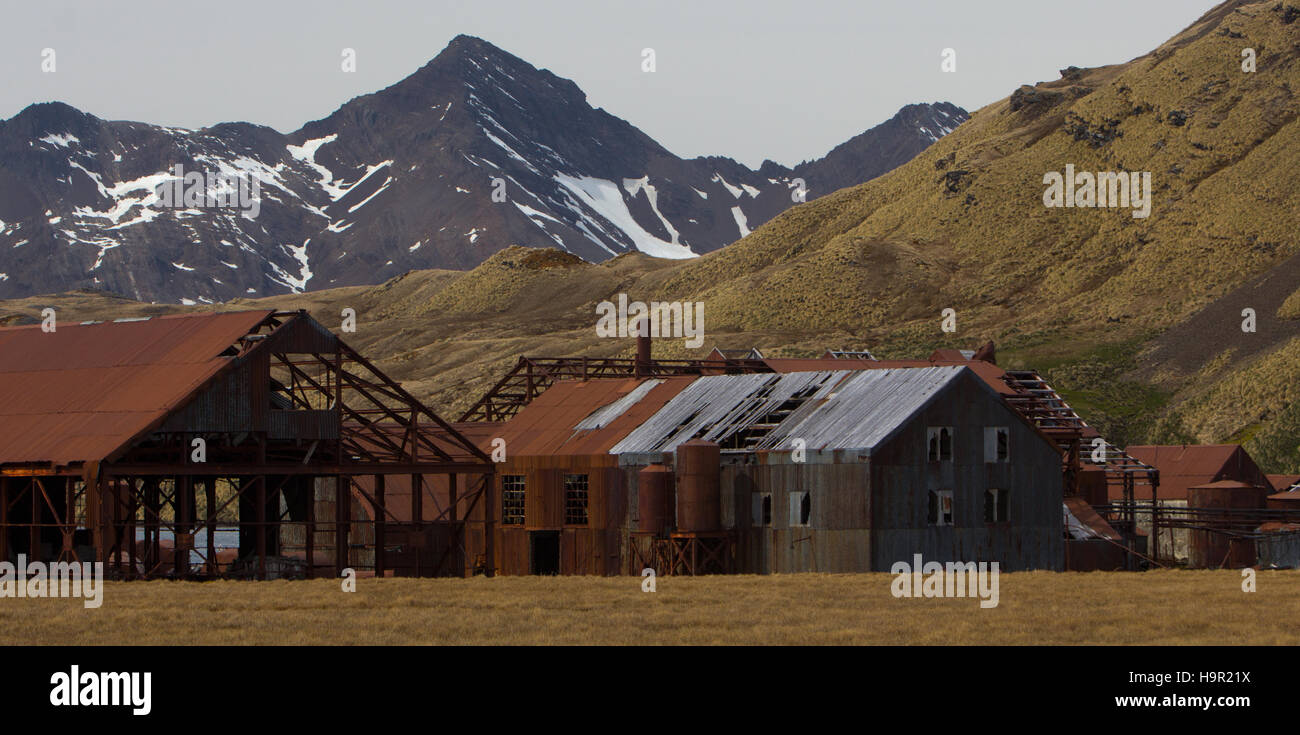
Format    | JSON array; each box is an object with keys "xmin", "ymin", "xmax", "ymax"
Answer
[{"xmin": 3, "ymin": 570, "xmax": 1297, "ymax": 645}]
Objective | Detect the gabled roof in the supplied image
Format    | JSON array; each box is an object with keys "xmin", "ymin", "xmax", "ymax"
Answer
[
  {"xmin": 761, "ymin": 357, "xmax": 1019, "ymax": 396},
  {"xmin": 1267, "ymin": 474, "xmax": 1300, "ymax": 492},
  {"xmin": 0, "ymin": 310, "xmax": 274, "ymax": 468},
  {"xmin": 609, "ymin": 366, "xmax": 971, "ymax": 455},
  {"xmin": 1123, "ymin": 444, "xmax": 1265, "ymax": 500}
]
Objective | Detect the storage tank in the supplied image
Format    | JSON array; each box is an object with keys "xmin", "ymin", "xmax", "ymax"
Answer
[
  {"xmin": 1188, "ymin": 481, "xmax": 1264, "ymax": 568},
  {"xmin": 637, "ymin": 464, "xmax": 674, "ymax": 535},
  {"xmin": 675, "ymin": 440, "xmax": 721, "ymax": 531}
]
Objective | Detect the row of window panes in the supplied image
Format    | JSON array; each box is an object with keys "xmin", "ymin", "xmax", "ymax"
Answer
[
  {"xmin": 502, "ymin": 475, "xmax": 525, "ymax": 525},
  {"xmin": 563, "ymin": 473, "xmax": 589, "ymax": 525},
  {"xmin": 505, "ymin": 476, "xmax": 1008, "ymax": 529},
  {"xmin": 927, "ymin": 427, "xmax": 1011, "ymax": 462},
  {"xmin": 499, "ymin": 473, "xmax": 591, "ymax": 526},
  {"xmin": 928, "ymin": 488, "xmax": 1009, "ymax": 525},
  {"xmin": 751, "ymin": 492, "xmax": 810, "ymax": 527}
]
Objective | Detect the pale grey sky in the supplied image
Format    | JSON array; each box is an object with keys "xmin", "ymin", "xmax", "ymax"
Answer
[{"xmin": 1, "ymin": 0, "xmax": 1222, "ymax": 168}]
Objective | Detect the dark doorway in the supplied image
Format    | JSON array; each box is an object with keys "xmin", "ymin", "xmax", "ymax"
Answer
[{"xmin": 530, "ymin": 531, "xmax": 560, "ymax": 575}]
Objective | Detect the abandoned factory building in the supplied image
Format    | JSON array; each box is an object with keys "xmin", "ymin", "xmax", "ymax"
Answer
[{"xmin": 477, "ymin": 365, "xmax": 1065, "ymax": 575}]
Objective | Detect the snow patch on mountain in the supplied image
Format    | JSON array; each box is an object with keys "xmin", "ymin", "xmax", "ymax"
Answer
[
  {"xmin": 39, "ymin": 133, "xmax": 79, "ymax": 148},
  {"xmin": 731, "ymin": 206, "xmax": 751, "ymax": 238},
  {"xmin": 712, "ymin": 173, "xmax": 743, "ymax": 199},
  {"xmin": 286, "ymin": 135, "xmax": 347, "ymax": 200},
  {"xmin": 555, "ymin": 174, "xmax": 695, "ymax": 260}
]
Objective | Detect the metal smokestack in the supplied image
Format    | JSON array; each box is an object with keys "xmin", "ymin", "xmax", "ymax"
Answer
[{"xmin": 635, "ymin": 317, "xmax": 651, "ymax": 378}]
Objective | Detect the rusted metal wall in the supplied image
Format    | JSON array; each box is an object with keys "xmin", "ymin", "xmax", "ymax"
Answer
[
  {"xmin": 728, "ymin": 458, "xmax": 873, "ymax": 573},
  {"xmin": 458, "ymin": 455, "xmax": 624, "ymax": 575},
  {"xmin": 1258, "ymin": 531, "xmax": 1300, "ymax": 569},
  {"xmin": 613, "ymin": 375, "xmax": 1063, "ymax": 573},
  {"xmin": 1064, "ymin": 539, "xmax": 1128, "ymax": 571},
  {"xmin": 157, "ymin": 332, "xmax": 340, "ymax": 440},
  {"xmin": 1187, "ymin": 484, "xmax": 1264, "ymax": 568},
  {"xmin": 159, "ymin": 358, "xmax": 256, "ymax": 433},
  {"xmin": 868, "ymin": 375, "xmax": 1063, "ymax": 571}
]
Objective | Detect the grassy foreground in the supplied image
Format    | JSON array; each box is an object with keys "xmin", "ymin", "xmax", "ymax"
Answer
[{"xmin": 3, "ymin": 570, "xmax": 1297, "ymax": 645}]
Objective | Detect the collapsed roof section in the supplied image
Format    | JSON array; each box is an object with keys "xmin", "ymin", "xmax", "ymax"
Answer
[{"xmin": 609, "ymin": 367, "xmax": 970, "ymax": 455}]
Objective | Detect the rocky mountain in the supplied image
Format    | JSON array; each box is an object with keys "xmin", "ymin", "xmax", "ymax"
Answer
[
  {"xmin": 9, "ymin": 1, "xmax": 1297, "ymax": 472},
  {"xmin": 0, "ymin": 35, "xmax": 965, "ymax": 303}
]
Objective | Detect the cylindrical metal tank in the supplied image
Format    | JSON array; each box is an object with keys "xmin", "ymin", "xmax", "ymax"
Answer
[
  {"xmin": 637, "ymin": 464, "xmax": 674, "ymax": 535},
  {"xmin": 675, "ymin": 440, "xmax": 721, "ymax": 532},
  {"xmin": 1188, "ymin": 481, "xmax": 1263, "ymax": 568}
]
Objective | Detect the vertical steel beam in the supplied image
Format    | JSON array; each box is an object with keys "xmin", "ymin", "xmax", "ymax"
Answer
[
  {"xmin": 127, "ymin": 481, "xmax": 138, "ymax": 579},
  {"xmin": 484, "ymin": 475, "xmax": 496, "ymax": 578},
  {"xmin": 447, "ymin": 473, "xmax": 459, "ymax": 577},
  {"xmin": 411, "ymin": 473, "xmax": 422, "ymax": 577},
  {"xmin": 374, "ymin": 474, "xmax": 385, "ymax": 578},
  {"xmin": 306, "ymin": 477, "xmax": 316, "ymax": 579},
  {"xmin": 148, "ymin": 479, "xmax": 161, "ymax": 575},
  {"xmin": 206, "ymin": 478, "xmax": 217, "ymax": 577},
  {"xmin": 62, "ymin": 477, "xmax": 74, "ymax": 560},
  {"xmin": 256, "ymin": 476, "xmax": 267, "ymax": 580},
  {"xmin": 30, "ymin": 479, "xmax": 39, "ymax": 561},
  {"xmin": 177, "ymin": 475, "xmax": 192, "ymax": 579},
  {"xmin": 335, "ymin": 475, "xmax": 350, "ymax": 575},
  {"xmin": 0, "ymin": 478, "xmax": 8, "ymax": 565}
]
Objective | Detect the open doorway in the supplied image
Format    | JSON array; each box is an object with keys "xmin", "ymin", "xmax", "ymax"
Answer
[{"xmin": 530, "ymin": 531, "xmax": 560, "ymax": 575}]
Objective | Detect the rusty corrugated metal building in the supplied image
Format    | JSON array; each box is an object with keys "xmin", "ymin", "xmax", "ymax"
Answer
[
  {"xmin": 475, "ymin": 365, "xmax": 1065, "ymax": 575},
  {"xmin": 1119, "ymin": 444, "xmax": 1270, "ymax": 564},
  {"xmin": 0, "ymin": 310, "xmax": 493, "ymax": 579}
]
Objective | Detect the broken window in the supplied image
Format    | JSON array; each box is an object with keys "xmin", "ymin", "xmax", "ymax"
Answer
[
  {"xmin": 752, "ymin": 493, "xmax": 773, "ymax": 527},
  {"xmin": 985, "ymin": 488, "xmax": 1009, "ymax": 523},
  {"xmin": 985, "ymin": 427, "xmax": 1009, "ymax": 463},
  {"xmin": 927, "ymin": 427, "xmax": 953, "ymax": 462},
  {"xmin": 502, "ymin": 475, "xmax": 526, "ymax": 525},
  {"xmin": 790, "ymin": 491, "xmax": 811, "ymax": 527},
  {"xmin": 564, "ymin": 473, "xmax": 589, "ymax": 526},
  {"xmin": 928, "ymin": 490, "xmax": 954, "ymax": 526}
]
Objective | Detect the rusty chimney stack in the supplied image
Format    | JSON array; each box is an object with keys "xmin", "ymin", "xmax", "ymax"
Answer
[{"xmin": 635, "ymin": 317, "xmax": 651, "ymax": 378}]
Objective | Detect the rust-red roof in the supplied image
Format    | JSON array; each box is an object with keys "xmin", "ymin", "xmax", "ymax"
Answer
[
  {"xmin": 1267, "ymin": 474, "xmax": 1300, "ymax": 492},
  {"xmin": 0, "ymin": 310, "xmax": 272, "ymax": 469},
  {"xmin": 1123, "ymin": 445, "xmax": 1266, "ymax": 500},
  {"xmin": 1064, "ymin": 496, "xmax": 1121, "ymax": 540},
  {"xmin": 493, "ymin": 376, "xmax": 693, "ymax": 457}
]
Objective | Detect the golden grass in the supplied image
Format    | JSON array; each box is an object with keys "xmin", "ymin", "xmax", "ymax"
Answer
[{"xmin": 4, "ymin": 570, "xmax": 1297, "ymax": 645}]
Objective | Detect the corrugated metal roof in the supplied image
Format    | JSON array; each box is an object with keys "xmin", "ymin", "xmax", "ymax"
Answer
[
  {"xmin": 609, "ymin": 366, "xmax": 967, "ymax": 455},
  {"xmin": 0, "ymin": 310, "xmax": 272, "ymax": 468},
  {"xmin": 1124, "ymin": 444, "xmax": 1247, "ymax": 500},
  {"xmin": 1064, "ymin": 496, "xmax": 1121, "ymax": 540},
  {"xmin": 492, "ymin": 377, "xmax": 693, "ymax": 457},
  {"xmin": 762, "ymin": 357, "xmax": 1017, "ymax": 395},
  {"xmin": 756, "ymin": 367, "xmax": 967, "ymax": 452},
  {"xmin": 574, "ymin": 379, "xmax": 663, "ymax": 430},
  {"xmin": 1267, "ymin": 474, "xmax": 1300, "ymax": 492}
]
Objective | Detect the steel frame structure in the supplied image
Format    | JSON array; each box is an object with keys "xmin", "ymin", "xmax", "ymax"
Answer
[
  {"xmin": 458, "ymin": 355, "xmax": 770, "ymax": 422},
  {"xmin": 0, "ymin": 310, "xmax": 495, "ymax": 580}
]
